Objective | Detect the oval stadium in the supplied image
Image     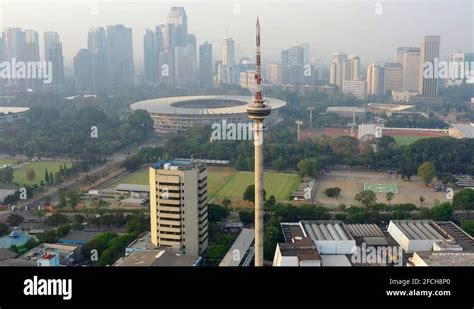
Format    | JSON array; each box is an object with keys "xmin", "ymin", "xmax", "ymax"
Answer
[{"xmin": 130, "ymin": 95, "xmax": 287, "ymax": 133}]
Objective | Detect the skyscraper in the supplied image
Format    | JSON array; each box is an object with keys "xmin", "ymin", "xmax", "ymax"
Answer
[
  {"xmin": 199, "ymin": 41, "xmax": 213, "ymax": 88},
  {"xmin": 88, "ymin": 27, "xmax": 107, "ymax": 54},
  {"xmin": 74, "ymin": 49, "xmax": 93, "ymax": 91},
  {"xmin": 149, "ymin": 162, "xmax": 208, "ymax": 256},
  {"xmin": 281, "ymin": 45, "xmax": 305, "ymax": 84},
  {"xmin": 165, "ymin": 7, "xmax": 188, "ymax": 49},
  {"xmin": 3, "ymin": 28, "xmax": 26, "ymax": 88},
  {"xmin": 418, "ymin": 35, "xmax": 440, "ymax": 96},
  {"xmin": 329, "ymin": 53, "xmax": 347, "ymax": 89},
  {"xmin": 106, "ymin": 25, "xmax": 134, "ymax": 88},
  {"xmin": 222, "ymin": 37, "xmax": 235, "ymax": 66},
  {"xmin": 87, "ymin": 27, "xmax": 108, "ymax": 91},
  {"xmin": 265, "ymin": 64, "xmax": 282, "ymax": 85},
  {"xmin": 144, "ymin": 29, "xmax": 157, "ymax": 83},
  {"xmin": 366, "ymin": 63, "xmax": 384, "ymax": 96},
  {"xmin": 24, "ymin": 30, "xmax": 40, "ymax": 89},
  {"xmin": 383, "ymin": 63, "xmax": 403, "ymax": 94},
  {"xmin": 44, "ymin": 32, "xmax": 64, "ymax": 85},
  {"xmin": 395, "ymin": 47, "xmax": 420, "ymax": 91}
]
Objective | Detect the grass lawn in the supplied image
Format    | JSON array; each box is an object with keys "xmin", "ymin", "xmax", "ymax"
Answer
[
  {"xmin": 0, "ymin": 159, "xmax": 21, "ymax": 167},
  {"xmin": 212, "ymin": 171, "xmax": 301, "ymax": 201},
  {"xmin": 107, "ymin": 169, "xmax": 149, "ymax": 189},
  {"xmin": 207, "ymin": 167, "xmax": 238, "ymax": 197},
  {"xmin": 393, "ymin": 136, "xmax": 425, "ymax": 146},
  {"xmin": 13, "ymin": 161, "xmax": 71, "ymax": 186}
]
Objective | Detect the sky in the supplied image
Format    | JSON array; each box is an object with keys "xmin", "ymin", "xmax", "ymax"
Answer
[{"xmin": 1, "ymin": 0, "xmax": 473, "ymax": 70}]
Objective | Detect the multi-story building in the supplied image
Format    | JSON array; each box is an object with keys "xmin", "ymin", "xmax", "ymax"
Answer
[
  {"xmin": 383, "ymin": 62, "xmax": 403, "ymax": 94},
  {"xmin": 366, "ymin": 63, "xmax": 384, "ymax": 96},
  {"xmin": 222, "ymin": 37, "xmax": 235, "ymax": 66},
  {"xmin": 265, "ymin": 64, "xmax": 282, "ymax": 85},
  {"xmin": 281, "ymin": 45, "xmax": 305, "ymax": 84},
  {"xmin": 199, "ymin": 41, "xmax": 213, "ymax": 88},
  {"xmin": 43, "ymin": 31, "xmax": 64, "ymax": 85},
  {"xmin": 73, "ymin": 49, "xmax": 93, "ymax": 92},
  {"xmin": 395, "ymin": 47, "xmax": 420, "ymax": 91},
  {"xmin": 106, "ymin": 24, "xmax": 134, "ymax": 88},
  {"xmin": 418, "ymin": 35, "xmax": 440, "ymax": 96},
  {"xmin": 342, "ymin": 80, "xmax": 366, "ymax": 99},
  {"xmin": 329, "ymin": 53, "xmax": 347, "ymax": 89},
  {"xmin": 149, "ymin": 161, "xmax": 209, "ymax": 256},
  {"xmin": 448, "ymin": 52, "xmax": 474, "ymax": 86}
]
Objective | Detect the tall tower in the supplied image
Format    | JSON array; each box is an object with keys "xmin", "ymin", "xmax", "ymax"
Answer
[
  {"xmin": 247, "ymin": 17, "xmax": 271, "ymax": 267},
  {"xmin": 418, "ymin": 35, "xmax": 440, "ymax": 96}
]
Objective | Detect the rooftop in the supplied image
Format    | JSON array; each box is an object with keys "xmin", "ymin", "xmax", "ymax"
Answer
[
  {"xmin": 115, "ymin": 184, "xmax": 150, "ymax": 193},
  {"xmin": 436, "ymin": 221, "xmax": 474, "ymax": 251},
  {"xmin": 346, "ymin": 224, "xmax": 385, "ymax": 237},
  {"xmin": 413, "ymin": 251, "xmax": 474, "ymax": 266},
  {"xmin": 58, "ymin": 230, "xmax": 102, "ymax": 245},
  {"xmin": 0, "ymin": 107, "xmax": 29, "ymax": 115},
  {"xmin": 390, "ymin": 220, "xmax": 450, "ymax": 241},
  {"xmin": 219, "ymin": 228, "xmax": 255, "ymax": 267},
  {"xmin": 114, "ymin": 249, "xmax": 201, "ymax": 267},
  {"xmin": 0, "ymin": 248, "xmax": 17, "ymax": 261},
  {"xmin": 302, "ymin": 220, "xmax": 353, "ymax": 241}
]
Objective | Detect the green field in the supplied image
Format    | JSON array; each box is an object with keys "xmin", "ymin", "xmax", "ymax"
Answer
[
  {"xmin": 109, "ymin": 167, "xmax": 300, "ymax": 201},
  {"xmin": 213, "ymin": 171, "xmax": 301, "ymax": 201},
  {"xmin": 13, "ymin": 161, "xmax": 71, "ymax": 186},
  {"xmin": 364, "ymin": 183, "xmax": 398, "ymax": 193},
  {"xmin": 0, "ymin": 159, "xmax": 21, "ymax": 167},
  {"xmin": 393, "ymin": 136, "xmax": 425, "ymax": 146}
]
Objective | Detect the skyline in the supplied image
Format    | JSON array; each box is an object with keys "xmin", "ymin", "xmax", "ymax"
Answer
[{"xmin": 1, "ymin": 0, "xmax": 472, "ymax": 69}]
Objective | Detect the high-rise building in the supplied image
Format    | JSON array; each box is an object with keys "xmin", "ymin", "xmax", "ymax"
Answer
[
  {"xmin": 3, "ymin": 28, "xmax": 26, "ymax": 88},
  {"xmin": 149, "ymin": 162, "xmax": 208, "ymax": 256},
  {"xmin": 222, "ymin": 37, "xmax": 235, "ymax": 66},
  {"xmin": 281, "ymin": 45, "xmax": 305, "ymax": 84},
  {"xmin": 44, "ymin": 32, "xmax": 64, "ymax": 85},
  {"xmin": 87, "ymin": 27, "xmax": 107, "ymax": 54},
  {"xmin": 144, "ymin": 29, "xmax": 157, "ymax": 83},
  {"xmin": 106, "ymin": 25, "xmax": 134, "ymax": 88},
  {"xmin": 24, "ymin": 30, "xmax": 40, "ymax": 89},
  {"xmin": 158, "ymin": 50, "xmax": 174, "ymax": 85},
  {"xmin": 199, "ymin": 41, "xmax": 213, "ymax": 88},
  {"xmin": 418, "ymin": 35, "xmax": 440, "ymax": 96},
  {"xmin": 265, "ymin": 64, "xmax": 282, "ymax": 85},
  {"xmin": 383, "ymin": 63, "xmax": 403, "ymax": 94},
  {"xmin": 329, "ymin": 53, "xmax": 347, "ymax": 89},
  {"xmin": 395, "ymin": 47, "xmax": 420, "ymax": 91},
  {"xmin": 366, "ymin": 63, "xmax": 384, "ymax": 96},
  {"xmin": 448, "ymin": 52, "xmax": 474, "ymax": 86},
  {"xmin": 74, "ymin": 49, "xmax": 93, "ymax": 91},
  {"xmin": 166, "ymin": 7, "xmax": 188, "ymax": 49}
]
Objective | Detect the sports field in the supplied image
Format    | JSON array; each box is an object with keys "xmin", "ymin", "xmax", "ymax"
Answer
[
  {"xmin": 0, "ymin": 159, "xmax": 21, "ymax": 167},
  {"xmin": 364, "ymin": 183, "xmax": 398, "ymax": 193},
  {"xmin": 212, "ymin": 171, "xmax": 301, "ymax": 201},
  {"xmin": 393, "ymin": 136, "xmax": 425, "ymax": 146},
  {"xmin": 13, "ymin": 161, "xmax": 71, "ymax": 186}
]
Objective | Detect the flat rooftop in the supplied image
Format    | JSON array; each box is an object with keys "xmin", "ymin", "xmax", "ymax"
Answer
[
  {"xmin": 414, "ymin": 251, "xmax": 474, "ymax": 266},
  {"xmin": 302, "ymin": 220, "xmax": 353, "ymax": 241},
  {"xmin": 278, "ymin": 238, "xmax": 321, "ymax": 261},
  {"xmin": 346, "ymin": 224, "xmax": 385, "ymax": 237},
  {"xmin": 436, "ymin": 221, "xmax": 474, "ymax": 251},
  {"xmin": 391, "ymin": 220, "xmax": 450, "ymax": 241},
  {"xmin": 58, "ymin": 231, "xmax": 102, "ymax": 245},
  {"xmin": 220, "ymin": 228, "xmax": 255, "ymax": 267},
  {"xmin": 115, "ymin": 184, "xmax": 150, "ymax": 193},
  {"xmin": 126, "ymin": 232, "xmax": 155, "ymax": 251},
  {"xmin": 114, "ymin": 250, "xmax": 200, "ymax": 267}
]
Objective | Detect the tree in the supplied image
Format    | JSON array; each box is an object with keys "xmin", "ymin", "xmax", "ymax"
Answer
[
  {"xmin": 325, "ymin": 187, "xmax": 342, "ymax": 198},
  {"xmin": 7, "ymin": 214, "xmax": 24, "ymax": 227},
  {"xmin": 0, "ymin": 167, "xmax": 14, "ymax": 184},
  {"xmin": 44, "ymin": 168, "xmax": 50, "ymax": 185},
  {"xmin": 386, "ymin": 192, "xmax": 395, "ymax": 206},
  {"xmin": 417, "ymin": 162, "xmax": 436, "ymax": 186},
  {"xmin": 207, "ymin": 244, "xmax": 227, "ymax": 264},
  {"xmin": 453, "ymin": 189, "xmax": 474, "ymax": 219},
  {"xmin": 297, "ymin": 158, "xmax": 322, "ymax": 177},
  {"xmin": 43, "ymin": 194, "xmax": 52, "ymax": 206},
  {"xmin": 222, "ymin": 198, "xmax": 232, "ymax": 208},
  {"xmin": 0, "ymin": 223, "xmax": 9, "ymax": 236},
  {"xmin": 26, "ymin": 167, "xmax": 36, "ymax": 183},
  {"xmin": 460, "ymin": 220, "xmax": 474, "ymax": 236},
  {"xmin": 126, "ymin": 214, "xmax": 149, "ymax": 234},
  {"xmin": 33, "ymin": 210, "xmax": 46, "ymax": 223},
  {"xmin": 239, "ymin": 210, "xmax": 254, "ymax": 226},
  {"xmin": 57, "ymin": 189, "xmax": 67, "ymax": 210},
  {"xmin": 430, "ymin": 202, "xmax": 453, "ymax": 221},
  {"xmin": 45, "ymin": 213, "xmax": 69, "ymax": 226},
  {"xmin": 208, "ymin": 204, "xmax": 230, "ymax": 223},
  {"xmin": 67, "ymin": 189, "xmax": 80, "ymax": 212},
  {"xmin": 354, "ymin": 190, "xmax": 377, "ymax": 207},
  {"xmin": 419, "ymin": 195, "xmax": 425, "ymax": 207},
  {"xmin": 243, "ymin": 184, "xmax": 266, "ymax": 203},
  {"xmin": 49, "ymin": 172, "xmax": 54, "ymax": 185}
]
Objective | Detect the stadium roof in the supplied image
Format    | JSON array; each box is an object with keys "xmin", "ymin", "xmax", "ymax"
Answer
[
  {"xmin": 0, "ymin": 107, "xmax": 29, "ymax": 115},
  {"xmin": 130, "ymin": 95, "xmax": 286, "ymax": 115},
  {"xmin": 450, "ymin": 123, "xmax": 474, "ymax": 138}
]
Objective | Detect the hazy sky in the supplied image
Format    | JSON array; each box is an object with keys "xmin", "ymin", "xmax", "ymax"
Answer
[{"xmin": 1, "ymin": 0, "xmax": 473, "ymax": 70}]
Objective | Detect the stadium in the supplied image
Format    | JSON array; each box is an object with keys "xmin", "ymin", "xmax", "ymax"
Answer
[{"xmin": 130, "ymin": 95, "xmax": 287, "ymax": 133}]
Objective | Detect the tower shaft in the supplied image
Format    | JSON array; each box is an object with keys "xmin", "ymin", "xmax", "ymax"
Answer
[{"xmin": 254, "ymin": 120, "xmax": 264, "ymax": 266}]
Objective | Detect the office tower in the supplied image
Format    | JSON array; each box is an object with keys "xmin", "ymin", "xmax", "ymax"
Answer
[
  {"xmin": 24, "ymin": 30, "xmax": 40, "ymax": 89},
  {"xmin": 159, "ymin": 50, "xmax": 174, "ymax": 84},
  {"xmin": 106, "ymin": 25, "xmax": 134, "ymax": 88},
  {"xmin": 74, "ymin": 49, "xmax": 93, "ymax": 91},
  {"xmin": 418, "ymin": 35, "xmax": 440, "ymax": 96},
  {"xmin": 240, "ymin": 70, "xmax": 257, "ymax": 91},
  {"xmin": 0, "ymin": 36, "xmax": 5, "ymax": 88},
  {"xmin": 144, "ymin": 29, "xmax": 156, "ymax": 83},
  {"xmin": 166, "ymin": 7, "xmax": 188, "ymax": 48},
  {"xmin": 247, "ymin": 17, "xmax": 270, "ymax": 267},
  {"xmin": 222, "ymin": 37, "xmax": 235, "ymax": 66},
  {"xmin": 383, "ymin": 63, "xmax": 403, "ymax": 94},
  {"xmin": 342, "ymin": 80, "xmax": 366, "ymax": 99},
  {"xmin": 448, "ymin": 52, "xmax": 474, "ymax": 86},
  {"xmin": 199, "ymin": 41, "xmax": 213, "ymax": 88},
  {"xmin": 281, "ymin": 45, "xmax": 305, "ymax": 84},
  {"xmin": 350, "ymin": 56, "xmax": 360, "ymax": 80},
  {"xmin": 88, "ymin": 27, "xmax": 107, "ymax": 54},
  {"xmin": 3, "ymin": 28, "xmax": 26, "ymax": 88},
  {"xmin": 301, "ymin": 42, "xmax": 310, "ymax": 64},
  {"xmin": 395, "ymin": 47, "xmax": 420, "ymax": 91},
  {"xmin": 44, "ymin": 32, "xmax": 64, "ymax": 85},
  {"xmin": 367, "ymin": 63, "xmax": 384, "ymax": 96},
  {"xmin": 149, "ymin": 162, "xmax": 208, "ymax": 256},
  {"xmin": 265, "ymin": 64, "xmax": 282, "ymax": 84},
  {"xmin": 329, "ymin": 53, "xmax": 347, "ymax": 89}
]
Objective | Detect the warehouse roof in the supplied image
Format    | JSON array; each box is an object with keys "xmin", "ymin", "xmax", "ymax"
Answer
[
  {"xmin": 302, "ymin": 221, "xmax": 353, "ymax": 241},
  {"xmin": 390, "ymin": 220, "xmax": 449, "ymax": 240},
  {"xmin": 346, "ymin": 224, "xmax": 385, "ymax": 237}
]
